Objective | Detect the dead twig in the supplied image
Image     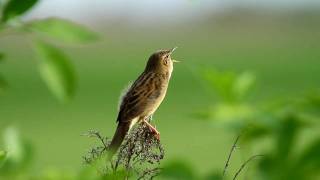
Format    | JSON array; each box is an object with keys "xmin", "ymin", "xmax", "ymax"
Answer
[{"xmin": 83, "ymin": 122, "xmax": 164, "ymax": 179}]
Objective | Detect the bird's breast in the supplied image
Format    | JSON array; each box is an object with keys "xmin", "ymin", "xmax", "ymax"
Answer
[{"xmin": 143, "ymin": 73, "xmax": 170, "ymax": 116}]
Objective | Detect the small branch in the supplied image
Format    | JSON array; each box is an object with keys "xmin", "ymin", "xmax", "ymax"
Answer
[
  {"xmin": 223, "ymin": 134, "xmax": 241, "ymax": 178},
  {"xmin": 82, "ymin": 130, "xmax": 109, "ymax": 151},
  {"xmin": 233, "ymin": 155, "xmax": 264, "ymax": 180},
  {"xmin": 94, "ymin": 132, "xmax": 109, "ymax": 151}
]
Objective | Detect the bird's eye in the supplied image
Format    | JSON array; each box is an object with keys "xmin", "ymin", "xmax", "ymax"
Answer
[
  {"xmin": 163, "ymin": 59, "xmax": 168, "ymax": 65},
  {"xmin": 163, "ymin": 57, "xmax": 168, "ymax": 65}
]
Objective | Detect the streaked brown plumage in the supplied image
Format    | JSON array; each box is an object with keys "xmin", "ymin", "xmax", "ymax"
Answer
[{"xmin": 108, "ymin": 48, "xmax": 178, "ymax": 156}]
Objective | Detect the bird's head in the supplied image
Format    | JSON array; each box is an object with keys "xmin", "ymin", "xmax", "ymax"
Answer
[{"xmin": 145, "ymin": 47, "xmax": 179, "ymax": 73}]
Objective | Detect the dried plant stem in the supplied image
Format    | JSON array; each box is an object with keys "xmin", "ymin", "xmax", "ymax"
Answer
[
  {"xmin": 94, "ymin": 131, "xmax": 109, "ymax": 150},
  {"xmin": 233, "ymin": 155, "xmax": 263, "ymax": 180},
  {"xmin": 83, "ymin": 123, "xmax": 164, "ymax": 179},
  {"xmin": 223, "ymin": 134, "xmax": 241, "ymax": 178}
]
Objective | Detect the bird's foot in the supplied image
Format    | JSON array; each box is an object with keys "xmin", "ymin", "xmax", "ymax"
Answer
[{"xmin": 143, "ymin": 120, "xmax": 160, "ymax": 140}]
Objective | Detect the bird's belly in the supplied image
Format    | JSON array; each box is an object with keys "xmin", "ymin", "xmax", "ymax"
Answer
[
  {"xmin": 144, "ymin": 89, "xmax": 167, "ymax": 117},
  {"xmin": 129, "ymin": 117, "xmax": 139, "ymax": 129}
]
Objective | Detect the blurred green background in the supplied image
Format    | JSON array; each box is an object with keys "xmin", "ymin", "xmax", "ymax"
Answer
[{"xmin": 0, "ymin": 0, "xmax": 320, "ymax": 179}]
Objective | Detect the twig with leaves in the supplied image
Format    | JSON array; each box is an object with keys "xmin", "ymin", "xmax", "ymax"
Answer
[{"xmin": 0, "ymin": 0, "xmax": 99, "ymax": 102}]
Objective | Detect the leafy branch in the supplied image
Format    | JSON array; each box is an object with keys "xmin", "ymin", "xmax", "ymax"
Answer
[{"xmin": 0, "ymin": 0, "xmax": 99, "ymax": 102}]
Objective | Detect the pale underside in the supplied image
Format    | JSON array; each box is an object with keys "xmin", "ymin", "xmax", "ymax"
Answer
[{"xmin": 118, "ymin": 79, "xmax": 168, "ymax": 130}]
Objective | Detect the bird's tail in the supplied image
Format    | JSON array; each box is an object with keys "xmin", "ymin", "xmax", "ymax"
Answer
[{"xmin": 107, "ymin": 122, "xmax": 131, "ymax": 159}]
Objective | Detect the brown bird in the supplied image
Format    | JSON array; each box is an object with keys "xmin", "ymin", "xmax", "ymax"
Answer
[{"xmin": 108, "ymin": 48, "xmax": 178, "ymax": 156}]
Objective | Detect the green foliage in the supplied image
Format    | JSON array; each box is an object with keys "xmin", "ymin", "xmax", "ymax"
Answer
[
  {"xmin": 275, "ymin": 114, "xmax": 300, "ymax": 157},
  {"xmin": 35, "ymin": 41, "xmax": 76, "ymax": 102},
  {"xmin": 0, "ymin": 127, "xmax": 33, "ymax": 176},
  {"xmin": 0, "ymin": 0, "xmax": 99, "ymax": 102},
  {"xmin": 75, "ymin": 166, "xmax": 104, "ymax": 180},
  {"xmin": 196, "ymin": 68, "xmax": 257, "ymax": 125},
  {"xmin": 202, "ymin": 68, "xmax": 255, "ymax": 103},
  {"xmin": 29, "ymin": 18, "xmax": 99, "ymax": 43},
  {"xmin": 0, "ymin": 150, "xmax": 7, "ymax": 167},
  {"xmin": 1, "ymin": 0, "xmax": 38, "ymax": 22},
  {"xmin": 255, "ymin": 113, "xmax": 320, "ymax": 180},
  {"xmin": 233, "ymin": 72, "xmax": 255, "ymax": 101},
  {"xmin": 160, "ymin": 160, "xmax": 196, "ymax": 180},
  {"xmin": 198, "ymin": 67, "xmax": 320, "ymax": 180},
  {"xmin": 297, "ymin": 139, "xmax": 320, "ymax": 173}
]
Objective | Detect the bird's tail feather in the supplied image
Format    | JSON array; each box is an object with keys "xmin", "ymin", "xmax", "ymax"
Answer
[{"xmin": 107, "ymin": 122, "xmax": 131, "ymax": 159}]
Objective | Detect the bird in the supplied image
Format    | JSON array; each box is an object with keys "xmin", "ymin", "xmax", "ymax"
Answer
[{"xmin": 108, "ymin": 47, "xmax": 179, "ymax": 156}]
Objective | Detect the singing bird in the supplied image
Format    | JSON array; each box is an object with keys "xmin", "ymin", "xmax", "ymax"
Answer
[{"xmin": 108, "ymin": 48, "xmax": 178, "ymax": 156}]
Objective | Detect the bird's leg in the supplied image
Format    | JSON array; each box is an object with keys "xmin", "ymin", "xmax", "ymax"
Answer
[
  {"xmin": 148, "ymin": 114, "xmax": 157, "ymax": 130},
  {"xmin": 147, "ymin": 114, "xmax": 158, "ymax": 130},
  {"xmin": 143, "ymin": 117, "xmax": 160, "ymax": 140}
]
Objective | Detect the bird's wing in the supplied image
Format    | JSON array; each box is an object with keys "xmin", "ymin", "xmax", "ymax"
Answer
[
  {"xmin": 117, "ymin": 81, "xmax": 133, "ymax": 111},
  {"xmin": 117, "ymin": 72, "xmax": 156, "ymax": 123}
]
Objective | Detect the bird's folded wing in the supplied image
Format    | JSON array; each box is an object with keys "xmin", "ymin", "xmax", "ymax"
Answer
[{"xmin": 116, "ymin": 72, "xmax": 156, "ymax": 123}]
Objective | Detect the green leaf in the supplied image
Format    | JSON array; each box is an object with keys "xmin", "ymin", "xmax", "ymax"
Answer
[
  {"xmin": 34, "ymin": 41, "xmax": 76, "ymax": 102},
  {"xmin": 233, "ymin": 72, "xmax": 255, "ymax": 100},
  {"xmin": 211, "ymin": 103, "xmax": 254, "ymax": 123},
  {"xmin": 201, "ymin": 68, "xmax": 256, "ymax": 102},
  {"xmin": 29, "ymin": 18, "xmax": 99, "ymax": 43},
  {"xmin": 0, "ymin": 150, "xmax": 7, "ymax": 166},
  {"xmin": 202, "ymin": 68, "xmax": 237, "ymax": 102},
  {"xmin": 297, "ymin": 139, "xmax": 320, "ymax": 170},
  {"xmin": 276, "ymin": 114, "xmax": 300, "ymax": 158},
  {"xmin": 2, "ymin": 0, "xmax": 38, "ymax": 22},
  {"xmin": 1, "ymin": 127, "xmax": 33, "ymax": 174},
  {"xmin": 243, "ymin": 126, "xmax": 271, "ymax": 142}
]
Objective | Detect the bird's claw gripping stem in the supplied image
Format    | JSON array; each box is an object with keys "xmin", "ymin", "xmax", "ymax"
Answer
[{"xmin": 143, "ymin": 120, "xmax": 160, "ymax": 140}]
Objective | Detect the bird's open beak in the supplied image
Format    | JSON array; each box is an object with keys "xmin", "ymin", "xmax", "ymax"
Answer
[
  {"xmin": 170, "ymin": 47, "xmax": 178, "ymax": 54},
  {"xmin": 170, "ymin": 47, "xmax": 180, "ymax": 63}
]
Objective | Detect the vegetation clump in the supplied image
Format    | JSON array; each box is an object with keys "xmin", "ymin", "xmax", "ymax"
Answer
[{"xmin": 83, "ymin": 123, "xmax": 164, "ymax": 179}]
